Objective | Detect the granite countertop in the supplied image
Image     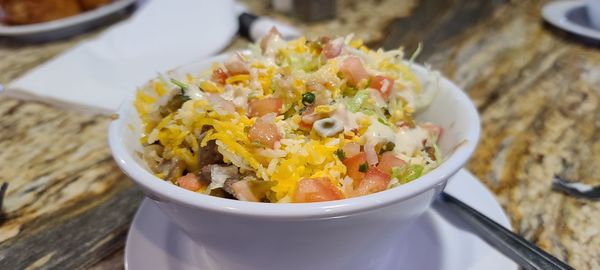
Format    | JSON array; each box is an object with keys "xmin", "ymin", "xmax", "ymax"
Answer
[{"xmin": 0, "ymin": 0, "xmax": 599, "ymax": 269}]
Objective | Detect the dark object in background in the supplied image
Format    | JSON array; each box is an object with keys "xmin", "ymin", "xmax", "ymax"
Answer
[
  {"xmin": 293, "ymin": 0, "xmax": 336, "ymax": 22},
  {"xmin": 238, "ymin": 12, "xmax": 258, "ymax": 39},
  {"xmin": 0, "ymin": 182, "xmax": 7, "ymax": 224},
  {"xmin": 552, "ymin": 175, "xmax": 600, "ymax": 200},
  {"xmin": 0, "ymin": 182, "xmax": 7, "ymax": 209}
]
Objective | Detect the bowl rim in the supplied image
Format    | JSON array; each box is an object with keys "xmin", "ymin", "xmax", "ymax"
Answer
[{"xmin": 108, "ymin": 56, "xmax": 481, "ymax": 219}]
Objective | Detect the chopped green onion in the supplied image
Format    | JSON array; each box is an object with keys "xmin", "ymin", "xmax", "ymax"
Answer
[
  {"xmin": 380, "ymin": 142, "xmax": 395, "ymax": 153},
  {"xmin": 283, "ymin": 106, "xmax": 298, "ymax": 119},
  {"xmin": 302, "ymin": 92, "xmax": 316, "ymax": 106},
  {"xmin": 298, "ymin": 107, "xmax": 307, "ymax": 115},
  {"xmin": 251, "ymin": 141, "xmax": 268, "ymax": 148},
  {"xmin": 169, "ymin": 78, "xmax": 190, "ymax": 99},
  {"xmin": 359, "ymin": 162, "xmax": 368, "ymax": 173},
  {"xmin": 334, "ymin": 149, "xmax": 346, "ymax": 160},
  {"xmin": 342, "ymin": 86, "xmax": 358, "ymax": 96},
  {"xmin": 170, "ymin": 78, "xmax": 190, "ymax": 96},
  {"xmin": 170, "ymin": 78, "xmax": 189, "ymax": 90}
]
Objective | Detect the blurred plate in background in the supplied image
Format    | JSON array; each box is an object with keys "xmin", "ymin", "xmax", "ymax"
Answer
[
  {"xmin": 0, "ymin": 0, "xmax": 136, "ymax": 41},
  {"xmin": 542, "ymin": 0, "xmax": 600, "ymax": 41}
]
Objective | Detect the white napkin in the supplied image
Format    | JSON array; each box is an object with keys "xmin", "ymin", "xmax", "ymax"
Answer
[{"xmin": 5, "ymin": 0, "xmax": 238, "ymax": 114}]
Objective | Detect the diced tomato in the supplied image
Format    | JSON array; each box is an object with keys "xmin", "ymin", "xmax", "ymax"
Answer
[
  {"xmin": 420, "ymin": 123, "xmax": 443, "ymax": 143},
  {"xmin": 376, "ymin": 152, "xmax": 406, "ymax": 176},
  {"xmin": 340, "ymin": 56, "xmax": 369, "ymax": 87},
  {"xmin": 294, "ymin": 177, "xmax": 344, "ymax": 203},
  {"xmin": 323, "ymin": 38, "xmax": 343, "ymax": 59},
  {"xmin": 260, "ymin": 27, "xmax": 282, "ymax": 53},
  {"xmin": 353, "ymin": 167, "xmax": 391, "ymax": 196},
  {"xmin": 211, "ymin": 68, "xmax": 228, "ymax": 84},
  {"xmin": 342, "ymin": 142, "xmax": 360, "ymax": 158},
  {"xmin": 248, "ymin": 115, "xmax": 282, "ymax": 148},
  {"xmin": 299, "ymin": 120, "xmax": 313, "ymax": 131},
  {"xmin": 343, "ymin": 152, "xmax": 367, "ymax": 181},
  {"xmin": 299, "ymin": 106, "xmax": 322, "ymax": 129},
  {"xmin": 175, "ymin": 173, "xmax": 203, "ymax": 192},
  {"xmin": 370, "ymin": 75, "xmax": 395, "ymax": 100},
  {"xmin": 248, "ymin": 97, "xmax": 283, "ymax": 117},
  {"xmin": 224, "ymin": 54, "xmax": 249, "ymax": 75}
]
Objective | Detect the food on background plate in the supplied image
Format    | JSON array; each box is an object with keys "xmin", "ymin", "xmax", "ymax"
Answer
[
  {"xmin": 134, "ymin": 28, "xmax": 443, "ymax": 203},
  {"xmin": 79, "ymin": 0, "xmax": 112, "ymax": 10},
  {"xmin": 0, "ymin": 0, "xmax": 112, "ymax": 25}
]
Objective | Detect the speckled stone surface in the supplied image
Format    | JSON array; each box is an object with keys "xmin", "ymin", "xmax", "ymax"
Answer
[{"xmin": 0, "ymin": 0, "xmax": 599, "ymax": 269}]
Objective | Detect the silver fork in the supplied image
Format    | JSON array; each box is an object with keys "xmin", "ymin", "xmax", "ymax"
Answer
[{"xmin": 436, "ymin": 192, "xmax": 574, "ymax": 270}]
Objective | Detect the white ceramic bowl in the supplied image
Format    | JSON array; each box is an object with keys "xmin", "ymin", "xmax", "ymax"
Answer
[{"xmin": 109, "ymin": 55, "xmax": 481, "ymax": 270}]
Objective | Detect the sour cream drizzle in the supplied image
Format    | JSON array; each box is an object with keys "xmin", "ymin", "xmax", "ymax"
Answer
[{"xmin": 363, "ymin": 118, "xmax": 428, "ymax": 156}]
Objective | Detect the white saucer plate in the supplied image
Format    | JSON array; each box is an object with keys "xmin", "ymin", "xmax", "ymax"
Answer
[
  {"xmin": 542, "ymin": 0, "xmax": 600, "ymax": 41},
  {"xmin": 0, "ymin": 0, "xmax": 136, "ymax": 40},
  {"xmin": 125, "ymin": 169, "xmax": 518, "ymax": 270}
]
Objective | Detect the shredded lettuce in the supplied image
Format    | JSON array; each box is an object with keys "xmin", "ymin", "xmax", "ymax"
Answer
[
  {"xmin": 409, "ymin": 43, "xmax": 422, "ymax": 64},
  {"xmin": 137, "ymin": 34, "xmax": 443, "ymax": 202},
  {"xmin": 303, "ymin": 57, "xmax": 325, "ymax": 72},
  {"xmin": 377, "ymin": 117, "xmax": 390, "ymax": 126},
  {"xmin": 286, "ymin": 54, "xmax": 324, "ymax": 73},
  {"xmin": 362, "ymin": 109, "xmax": 374, "ymax": 115},
  {"xmin": 348, "ymin": 90, "xmax": 370, "ymax": 112},
  {"xmin": 391, "ymin": 164, "xmax": 424, "ymax": 184},
  {"xmin": 391, "ymin": 167, "xmax": 402, "ymax": 179},
  {"xmin": 432, "ymin": 143, "xmax": 442, "ymax": 162}
]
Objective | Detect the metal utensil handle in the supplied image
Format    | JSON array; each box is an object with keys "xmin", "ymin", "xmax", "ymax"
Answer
[{"xmin": 439, "ymin": 192, "xmax": 574, "ymax": 270}]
